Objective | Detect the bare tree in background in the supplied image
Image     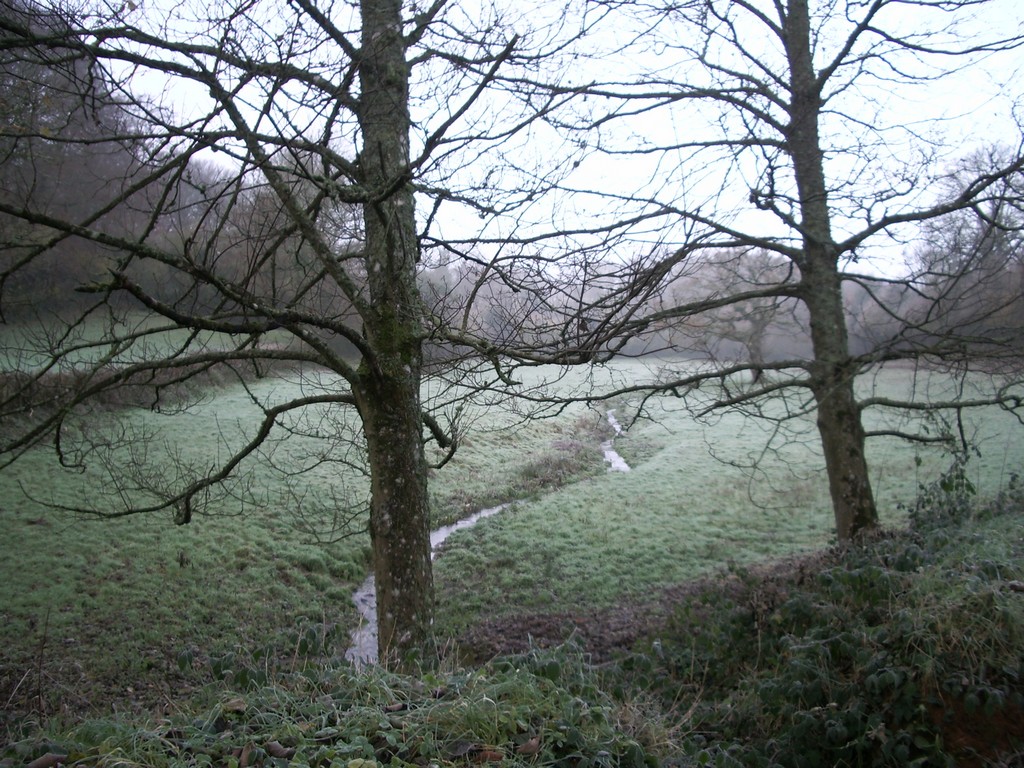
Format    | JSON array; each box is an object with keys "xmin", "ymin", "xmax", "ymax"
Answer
[
  {"xmin": 908, "ymin": 152, "xmax": 1024, "ymax": 364},
  {"xmin": 668, "ymin": 249, "xmax": 807, "ymax": 373},
  {"xmin": 0, "ymin": 0, "xmax": 599, "ymax": 663},
  {"xmin": 0, "ymin": 5, "xmax": 145, "ymax": 314}
]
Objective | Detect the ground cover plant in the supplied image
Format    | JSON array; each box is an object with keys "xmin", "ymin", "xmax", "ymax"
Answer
[
  {"xmin": 2, "ymin": 461, "xmax": 1022, "ymax": 767},
  {"xmin": 2, "ymin": 644, "xmax": 661, "ymax": 768},
  {"xmin": 604, "ymin": 471, "xmax": 1024, "ymax": 767}
]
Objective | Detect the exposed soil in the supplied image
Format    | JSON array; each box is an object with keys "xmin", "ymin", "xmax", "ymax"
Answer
[
  {"xmin": 455, "ymin": 550, "xmax": 837, "ymax": 664},
  {"xmin": 929, "ymin": 694, "xmax": 1024, "ymax": 768},
  {"xmin": 455, "ymin": 585, "xmax": 691, "ymax": 664}
]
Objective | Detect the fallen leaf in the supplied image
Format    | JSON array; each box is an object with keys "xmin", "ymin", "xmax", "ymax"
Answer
[
  {"xmin": 516, "ymin": 736, "xmax": 542, "ymax": 755},
  {"xmin": 446, "ymin": 740, "xmax": 476, "ymax": 757},
  {"xmin": 26, "ymin": 755, "xmax": 68, "ymax": 768},
  {"xmin": 221, "ymin": 697, "xmax": 247, "ymax": 713},
  {"xmin": 473, "ymin": 748, "xmax": 505, "ymax": 763},
  {"xmin": 266, "ymin": 740, "xmax": 296, "ymax": 758}
]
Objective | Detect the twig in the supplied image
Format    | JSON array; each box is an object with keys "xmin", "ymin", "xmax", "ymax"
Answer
[
  {"xmin": 35, "ymin": 607, "xmax": 51, "ymax": 715},
  {"xmin": 2, "ymin": 668, "xmax": 32, "ymax": 713}
]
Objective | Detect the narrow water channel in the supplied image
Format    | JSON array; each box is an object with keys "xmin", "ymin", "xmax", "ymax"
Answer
[
  {"xmin": 344, "ymin": 503, "xmax": 511, "ymax": 665},
  {"xmin": 601, "ymin": 409, "xmax": 630, "ymax": 472},
  {"xmin": 344, "ymin": 410, "xmax": 630, "ymax": 664}
]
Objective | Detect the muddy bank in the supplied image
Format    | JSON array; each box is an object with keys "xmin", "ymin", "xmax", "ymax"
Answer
[{"xmin": 454, "ymin": 550, "xmax": 836, "ymax": 664}]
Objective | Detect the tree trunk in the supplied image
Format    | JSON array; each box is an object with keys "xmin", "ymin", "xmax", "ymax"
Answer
[
  {"xmin": 785, "ymin": 0, "xmax": 878, "ymax": 540},
  {"xmin": 802, "ymin": 262, "xmax": 878, "ymax": 540},
  {"xmin": 359, "ymin": 370, "xmax": 434, "ymax": 663},
  {"xmin": 356, "ymin": 0, "xmax": 434, "ymax": 662}
]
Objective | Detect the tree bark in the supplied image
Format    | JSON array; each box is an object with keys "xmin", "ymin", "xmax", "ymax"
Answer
[
  {"xmin": 802, "ymin": 261, "xmax": 878, "ymax": 540},
  {"xmin": 785, "ymin": 0, "xmax": 878, "ymax": 540},
  {"xmin": 358, "ymin": 369, "xmax": 434, "ymax": 663},
  {"xmin": 356, "ymin": 0, "xmax": 434, "ymax": 662}
]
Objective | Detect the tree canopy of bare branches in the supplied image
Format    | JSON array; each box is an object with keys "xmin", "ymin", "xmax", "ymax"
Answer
[
  {"xmin": 451, "ymin": 0, "xmax": 1024, "ymax": 540},
  {"xmin": 0, "ymin": 0, "xmax": 602, "ymax": 663}
]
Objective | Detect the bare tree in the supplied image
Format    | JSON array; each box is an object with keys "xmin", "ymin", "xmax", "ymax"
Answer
[
  {"xmin": 0, "ymin": 1, "xmax": 145, "ymax": 316},
  {"xmin": 455, "ymin": 0, "xmax": 1024, "ymax": 540},
  {"xmin": 908, "ymin": 152, "xmax": 1024, "ymax": 362},
  {"xmin": 0, "ymin": 0, "xmax": 597, "ymax": 663},
  {"xmin": 666, "ymin": 249, "xmax": 807, "ymax": 373}
]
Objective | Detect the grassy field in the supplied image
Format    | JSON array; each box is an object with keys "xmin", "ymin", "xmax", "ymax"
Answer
[
  {"xmin": 3, "ymin": 466, "xmax": 1022, "ymax": 767},
  {"xmin": 433, "ymin": 361, "xmax": 1024, "ymax": 636},
  {"xmin": 0, "ymin": 364, "xmax": 609, "ymax": 725},
  {"xmin": 1, "ymin": 357, "xmax": 1021, "ymax": 730}
]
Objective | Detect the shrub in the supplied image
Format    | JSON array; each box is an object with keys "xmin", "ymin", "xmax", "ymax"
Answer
[{"xmin": 634, "ymin": 503, "xmax": 1024, "ymax": 767}]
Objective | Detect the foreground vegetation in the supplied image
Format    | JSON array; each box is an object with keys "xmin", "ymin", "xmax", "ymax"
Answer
[
  {"xmin": 3, "ymin": 469, "xmax": 1022, "ymax": 767},
  {"xmin": 2, "ymin": 360, "xmax": 1023, "ymax": 766},
  {"xmin": 631, "ymin": 469, "xmax": 1024, "ymax": 767}
]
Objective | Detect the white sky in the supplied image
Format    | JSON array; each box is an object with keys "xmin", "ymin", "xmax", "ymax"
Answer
[
  {"xmin": 107, "ymin": 0, "xmax": 1024, "ymax": 276},
  {"xmin": 410, "ymin": 0, "xmax": 1024, "ymax": 278}
]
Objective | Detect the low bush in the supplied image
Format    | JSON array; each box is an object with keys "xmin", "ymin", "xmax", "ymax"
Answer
[{"xmin": 622, "ymin": 479, "xmax": 1024, "ymax": 767}]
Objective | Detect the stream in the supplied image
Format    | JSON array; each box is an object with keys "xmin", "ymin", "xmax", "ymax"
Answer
[
  {"xmin": 345, "ymin": 409, "xmax": 630, "ymax": 665},
  {"xmin": 601, "ymin": 409, "xmax": 630, "ymax": 472}
]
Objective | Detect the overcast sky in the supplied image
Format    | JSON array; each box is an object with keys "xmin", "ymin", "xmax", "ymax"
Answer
[{"xmin": 116, "ymin": 0, "xmax": 1024, "ymax": 276}]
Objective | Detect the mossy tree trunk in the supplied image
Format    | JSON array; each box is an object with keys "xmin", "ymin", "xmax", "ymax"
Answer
[
  {"xmin": 355, "ymin": 0, "xmax": 434, "ymax": 662},
  {"xmin": 785, "ymin": 0, "xmax": 877, "ymax": 540}
]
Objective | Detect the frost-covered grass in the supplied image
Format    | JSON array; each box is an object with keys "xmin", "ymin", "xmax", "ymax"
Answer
[
  {"xmin": 433, "ymin": 362, "xmax": 1024, "ymax": 635},
  {"xmin": 0, "ymin": 356, "xmax": 1021, "ymax": 727},
  {"xmin": 0, "ymin": 366, "xmax": 606, "ymax": 724},
  {"xmin": 5, "ymin": 489, "xmax": 1022, "ymax": 768},
  {"xmin": 0, "ymin": 310, "xmax": 295, "ymax": 370}
]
